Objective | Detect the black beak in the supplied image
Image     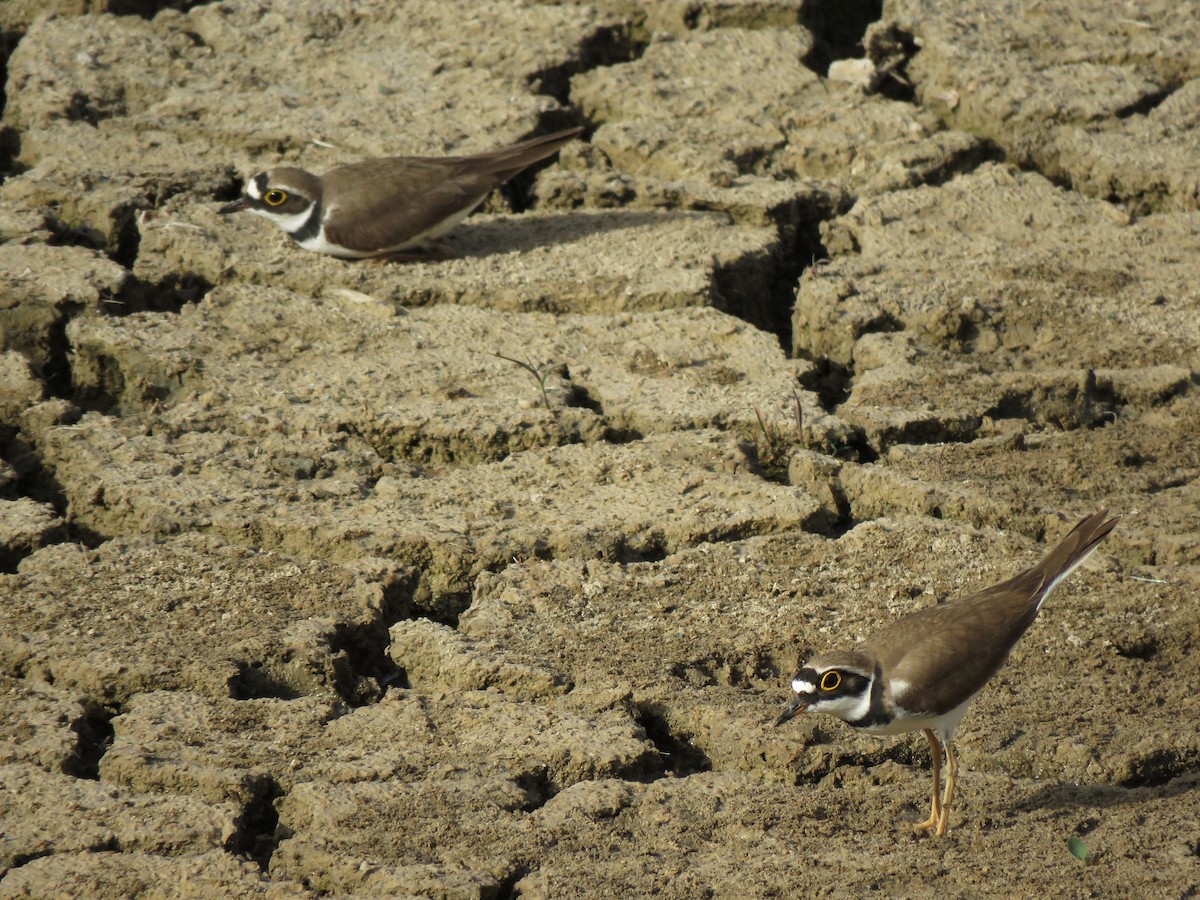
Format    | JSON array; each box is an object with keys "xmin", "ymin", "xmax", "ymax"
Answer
[
  {"xmin": 774, "ymin": 697, "xmax": 809, "ymax": 727},
  {"xmin": 219, "ymin": 197, "xmax": 250, "ymax": 215}
]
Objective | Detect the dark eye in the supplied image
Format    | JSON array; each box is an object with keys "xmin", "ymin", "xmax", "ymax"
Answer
[
  {"xmin": 264, "ymin": 189, "xmax": 288, "ymax": 206},
  {"xmin": 820, "ymin": 671, "xmax": 841, "ymax": 692}
]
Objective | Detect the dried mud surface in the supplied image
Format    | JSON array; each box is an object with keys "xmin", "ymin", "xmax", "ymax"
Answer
[{"xmin": 1, "ymin": 0, "xmax": 1198, "ymax": 897}]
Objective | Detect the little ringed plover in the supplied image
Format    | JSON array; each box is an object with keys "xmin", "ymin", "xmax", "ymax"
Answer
[
  {"xmin": 776, "ymin": 510, "xmax": 1121, "ymax": 835},
  {"xmin": 219, "ymin": 126, "xmax": 583, "ymax": 260}
]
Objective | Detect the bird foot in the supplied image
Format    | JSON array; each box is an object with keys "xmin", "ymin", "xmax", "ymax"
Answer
[{"xmin": 910, "ymin": 811, "xmax": 950, "ymax": 836}]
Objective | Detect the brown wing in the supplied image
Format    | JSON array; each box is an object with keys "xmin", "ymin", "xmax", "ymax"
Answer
[
  {"xmin": 321, "ymin": 128, "xmax": 583, "ymax": 252},
  {"xmin": 864, "ymin": 510, "xmax": 1120, "ymax": 716},
  {"xmin": 434, "ymin": 127, "xmax": 584, "ymax": 176},
  {"xmin": 321, "ymin": 156, "xmax": 490, "ymax": 250}
]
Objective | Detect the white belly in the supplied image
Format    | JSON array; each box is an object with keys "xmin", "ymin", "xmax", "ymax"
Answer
[{"xmin": 856, "ymin": 689, "xmax": 980, "ymax": 741}]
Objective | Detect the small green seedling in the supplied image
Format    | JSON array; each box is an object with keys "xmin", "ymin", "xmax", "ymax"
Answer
[
  {"xmin": 494, "ymin": 353, "xmax": 557, "ymax": 412},
  {"xmin": 1067, "ymin": 835, "xmax": 1090, "ymax": 863}
]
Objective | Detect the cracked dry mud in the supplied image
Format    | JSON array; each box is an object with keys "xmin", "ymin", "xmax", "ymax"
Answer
[{"xmin": 1, "ymin": 0, "xmax": 1198, "ymax": 897}]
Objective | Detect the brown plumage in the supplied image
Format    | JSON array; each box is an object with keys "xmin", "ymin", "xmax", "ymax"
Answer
[
  {"xmin": 319, "ymin": 128, "xmax": 583, "ymax": 254},
  {"xmin": 863, "ymin": 508, "xmax": 1121, "ymax": 718},
  {"xmin": 220, "ymin": 127, "xmax": 584, "ymax": 258},
  {"xmin": 777, "ymin": 510, "xmax": 1121, "ymax": 835}
]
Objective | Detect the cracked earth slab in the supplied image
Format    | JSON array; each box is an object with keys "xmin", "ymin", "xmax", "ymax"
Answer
[
  {"xmin": 0, "ymin": 534, "xmax": 408, "ymax": 705},
  {"xmin": 21, "ymin": 293, "xmax": 829, "ymax": 622},
  {"xmin": 0, "ymin": 352, "xmax": 44, "ymax": 440},
  {"xmin": 876, "ymin": 0, "xmax": 1200, "ymax": 211},
  {"xmin": 792, "ymin": 164, "xmax": 1199, "ymax": 454},
  {"xmin": 0, "ymin": 763, "xmax": 238, "ymax": 874},
  {"xmin": 0, "ymin": 246, "xmax": 127, "ymax": 373},
  {"xmin": 798, "ymin": 165, "xmax": 1200, "ymax": 366},
  {"xmin": 30, "ymin": 413, "xmax": 822, "ymax": 619},
  {"xmin": 0, "ymin": 849, "xmax": 307, "ymax": 899},
  {"xmin": 0, "ymin": 676, "xmax": 97, "ymax": 775},
  {"xmin": 588, "ymin": 0, "xmax": 809, "ymax": 37},
  {"xmin": 569, "ymin": 27, "xmax": 981, "ymax": 193},
  {"xmin": 100, "ymin": 688, "xmax": 657, "ymax": 802},
  {"xmin": 0, "ymin": 498, "xmax": 64, "ymax": 571},
  {"xmin": 4, "ymin": 0, "xmax": 618, "ymax": 148},
  {"xmin": 806, "ymin": 390, "xmax": 1200, "ymax": 564},
  {"xmin": 92, "ymin": 687, "xmax": 659, "ymax": 895},
  {"xmin": 539, "ymin": 26, "xmax": 985, "ymax": 246},
  {"xmin": 66, "ymin": 286, "xmax": 816, "ymax": 452}
]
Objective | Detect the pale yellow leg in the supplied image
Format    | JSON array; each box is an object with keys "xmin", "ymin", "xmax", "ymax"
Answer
[
  {"xmin": 934, "ymin": 739, "xmax": 959, "ymax": 836},
  {"xmin": 912, "ymin": 729, "xmax": 942, "ymax": 832}
]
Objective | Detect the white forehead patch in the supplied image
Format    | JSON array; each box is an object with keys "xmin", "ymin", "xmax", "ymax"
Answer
[
  {"xmin": 246, "ymin": 178, "xmax": 262, "ymax": 200},
  {"xmin": 791, "ymin": 678, "xmax": 815, "ymax": 694}
]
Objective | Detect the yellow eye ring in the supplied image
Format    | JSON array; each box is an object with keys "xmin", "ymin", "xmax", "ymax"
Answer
[
  {"xmin": 820, "ymin": 671, "xmax": 841, "ymax": 692},
  {"xmin": 264, "ymin": 189, "xmax": 288, "ymax": 206}
]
